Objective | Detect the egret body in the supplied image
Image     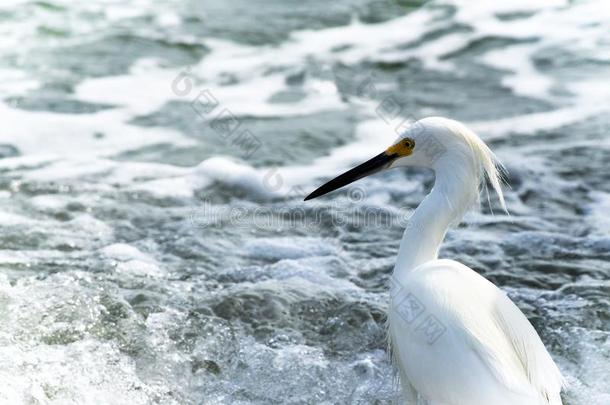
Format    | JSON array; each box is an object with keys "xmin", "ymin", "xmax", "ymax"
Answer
[{"xmin": 305, "ymin": 117, "xmax": 564, "ymax": 405}]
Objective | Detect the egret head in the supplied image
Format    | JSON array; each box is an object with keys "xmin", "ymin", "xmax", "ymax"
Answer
[{"xmin": 304, "ymin": 117, "xmax": 506, "ymax": 212}]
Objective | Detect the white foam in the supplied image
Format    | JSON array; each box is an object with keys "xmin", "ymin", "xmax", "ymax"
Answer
[
  {"xmin": 0, "ymin": 68, "xmax": 39, "ymax": 97},
  {"xmin": 0, "ymin": 341, "xmax": 156, "ymax": 405},
  {"xmin": 245, "ymin": 237, "xmax": 339, "ymax": 260},
  {"xmin": 0, "ymin": 155, "xmax": 56, "ymax": 171},
  {"xmin": 73, "ymin": 5, "xmax": 444, "ymax": 121},
  {"xmin": 460, "ymin": 0, "xmax": 610, "ymax": 103},
  {"xmin": 75, "ymin": 68, "xmax": 180, "ymax": 116},
  {"xmin": 269, "ymin": 258, "xmax": 359, "ymax": 291},
  {"xmin": 193, "ymin": 156, "xmax": 272, "ymax": 198},
  {"xmin": 68, "ymin": 214, "xmax": 114, "ymax": 240},
  {"xmin": 0, "ymin": 103, "xmax": 195, "ymax": 159},
  {"xmin": 101, "ymin": 243, "xmax": 154, "ymax": 263},
  {"xmin": 28, "ymin": 195, "xmax": 69, "ymax": 212},
  {"xmin": 0, "ymin": 250, "xmax": 30, "ymax": 265},
  {"xmin": 0, "ymin": 271, "xmax": 180, "ymax": 404},
  {"xmin": 584, "ymin": 191, "xmax": 610, "ymax": 235},
  {"xmin": 116, "ymin": 260, "xmax": 164, "ymax": 278},
  {"xmin": 481, "ymin": 45, "xmax": 554, "ymax": 100},
  {"xmin": 0, "ymin": 211, "xmax": 33, "ymax": 226},
  {"xmin": 102, "ymin": 244, "xmax": 164, "ymax": 278},
  {"xmin": 470, "ymin": 103, "xmax": 608, "ymax": 140},
  {"xmin": 131, "ymin": 176, "xmax": 197, "ymax": 199}
]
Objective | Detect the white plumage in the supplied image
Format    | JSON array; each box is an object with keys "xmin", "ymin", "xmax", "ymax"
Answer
[
  {"xmin": 389, "ymin": 260, "xmax": 564, "ymax": 404},
  {"xmin": 305, "ymin": 116, "xmax": 564, "ymax": 405},
  {"xmin": 388, "ymin": 117, "xmax": 564, "ymax": 404}
]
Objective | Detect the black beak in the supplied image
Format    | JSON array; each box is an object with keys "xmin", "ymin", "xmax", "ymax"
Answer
[{"xmin": 304, "ymin": 152, "xmax": 397, "ymax": 201}]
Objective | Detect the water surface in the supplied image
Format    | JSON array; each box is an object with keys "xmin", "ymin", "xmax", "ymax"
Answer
[{"xmin": 0, "ymin": 0, "xmax": 609, "ymax": 403}]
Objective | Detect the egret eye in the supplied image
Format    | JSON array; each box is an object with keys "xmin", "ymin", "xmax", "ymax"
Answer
[{"xmin": 386, "ymin": 138, "xmax": 415, "ymax": 157}]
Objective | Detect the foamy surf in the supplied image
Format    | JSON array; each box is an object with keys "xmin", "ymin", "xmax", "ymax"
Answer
[{"xmin": 0, "ymin": 0, "xmax": 609, "ymax": 404}]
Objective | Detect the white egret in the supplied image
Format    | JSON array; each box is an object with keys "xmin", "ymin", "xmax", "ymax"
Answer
[{"xmin": 304, "ymin": 117, "xmax": 564, "ymax": 404}]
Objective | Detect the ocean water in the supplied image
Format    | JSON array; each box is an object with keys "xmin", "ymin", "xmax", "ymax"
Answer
[{"xmin": 1, "ymin": 0, "xmax": 609, "ymax": 404}]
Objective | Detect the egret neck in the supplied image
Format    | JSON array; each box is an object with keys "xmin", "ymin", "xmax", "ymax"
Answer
[{"xmin": 393, "ymin": 155, "xmax": 477, "ymax": 281}]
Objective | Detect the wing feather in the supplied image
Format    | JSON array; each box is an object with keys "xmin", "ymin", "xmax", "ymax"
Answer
[{"xmin": 463, "ymin": 285, "xmax": 565, "ymax": 404}]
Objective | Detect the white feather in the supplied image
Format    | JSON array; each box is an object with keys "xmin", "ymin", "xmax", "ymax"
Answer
[{"xmin": 387, "ymin": 117, "xmax": 564, "ymax": 404}]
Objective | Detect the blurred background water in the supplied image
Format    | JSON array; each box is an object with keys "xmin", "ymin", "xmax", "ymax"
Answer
[{"xmin": 0, "ymin": 0, "xmax": 609, "ymax": 404}]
